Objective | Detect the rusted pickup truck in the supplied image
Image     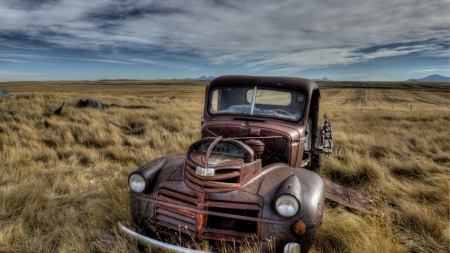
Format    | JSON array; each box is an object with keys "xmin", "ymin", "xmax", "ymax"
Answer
[{"xmin": 119, "ymin": 76, "xmax": 373, "ymax": 253}]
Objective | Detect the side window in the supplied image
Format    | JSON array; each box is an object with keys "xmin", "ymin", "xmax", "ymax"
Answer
[{"xmin": 211, "ymin": 90, "xmax": 219, "ymax": 112}]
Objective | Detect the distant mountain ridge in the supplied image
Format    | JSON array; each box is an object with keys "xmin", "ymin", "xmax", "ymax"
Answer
[
  {"xmin": 311, "ymin": 77, "xmax": 332, "ymax": 81},
  {"xmin": 407, "ymin": 74, "xmax": 450, "ymax": 82},
  {"xmin": 197, "ymin": 76, "xmax": 215, "ymax": 80},
  {"xmin": 188, "ymin": 76, "xmax": 335, "ymax": 81},
  {"xmin": 185, "ymin": 76, "xmax": 216, "ymax": 80}
]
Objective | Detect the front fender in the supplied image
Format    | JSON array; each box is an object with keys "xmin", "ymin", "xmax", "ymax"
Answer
[
  {"xmin": 257, "ymin": 163, "xmax": 325, "ymax": 252},
  {"xmin": 130, "ymin": 154, "xmax": 186, "ymax": 228}
]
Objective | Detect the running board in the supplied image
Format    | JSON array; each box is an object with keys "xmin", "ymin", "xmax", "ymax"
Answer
[{"xmin": 323, "ymin": 179, "xmax": 376, "ymax": 214}]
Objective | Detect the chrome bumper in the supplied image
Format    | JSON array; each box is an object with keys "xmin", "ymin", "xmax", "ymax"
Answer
[
  {"xmin": 119, "ymin": 221, "xmax": 301, "ymax": 253},
  {"xmin": 118, "ymin": 221, "xmax": 213, "ymax": 253}
]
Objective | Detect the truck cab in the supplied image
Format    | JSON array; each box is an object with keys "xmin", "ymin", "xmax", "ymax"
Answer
[{"xmin": 201, "ymin": 75, "xmax": 332, "ymax": 169}]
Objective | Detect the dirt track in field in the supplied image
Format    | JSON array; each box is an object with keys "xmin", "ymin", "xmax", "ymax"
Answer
[{"xmin": 320, "ymin": 88, "xmax": 450, "ymax": 110}]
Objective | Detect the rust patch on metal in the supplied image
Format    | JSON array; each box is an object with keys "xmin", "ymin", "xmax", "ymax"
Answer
[{"xmin": 323, "ymin": 179, "xmax": 376, "ymax": 214}]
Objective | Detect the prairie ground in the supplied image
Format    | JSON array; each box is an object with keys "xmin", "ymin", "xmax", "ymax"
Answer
[{"xmin": 0, "ymin": 80, "xmax": 449, "ymax": 253}]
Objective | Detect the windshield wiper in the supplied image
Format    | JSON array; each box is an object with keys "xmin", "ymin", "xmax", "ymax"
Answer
[{"xmin": 250, "ymin": 86, "xmax": 257, "ymax": 115}]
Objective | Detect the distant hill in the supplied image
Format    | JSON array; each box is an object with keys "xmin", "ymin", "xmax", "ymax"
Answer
[
  {"xmin": 407, "ymin": 74, "xmax": 450, "ymax": 82},
  {"xmin": 311, "ymin": 77, "xmax": 332, "ymax": 81},
  {"xmin": 197, "ymin": 76, "xmax": 215, "ymax": 80},
  {"xmin": 185, "ymin": 76, "xmax": 216, "ymax": 80}
]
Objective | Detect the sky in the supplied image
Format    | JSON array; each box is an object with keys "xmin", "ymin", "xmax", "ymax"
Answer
[{"xmin": 1, "ymin": 0, "xmax": 449, "ymax": 82}]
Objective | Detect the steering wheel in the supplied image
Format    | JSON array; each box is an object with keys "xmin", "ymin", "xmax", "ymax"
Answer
[{"xmin": 268, "ymin": 109, "xmax": 293, "ymax": 116}]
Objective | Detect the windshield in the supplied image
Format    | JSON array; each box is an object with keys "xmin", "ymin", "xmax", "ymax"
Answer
[{"xmin": 209, "ymin": 86, "xmax": 305, "ymax": 121}]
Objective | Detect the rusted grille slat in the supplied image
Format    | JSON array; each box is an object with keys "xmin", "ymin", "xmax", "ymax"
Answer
[
  {"xmin": 156, "ymin": 214, "xmax": 196, "ymax": 229},
  {"xmin": 158, "ymin": 195, "xmax": 197, "ymax": 208},
  {"xmin": 157, "ymin": 220, "xmax": 197, "ymax": 235},
  {"xmin": 156, "ymin": 208, "xmax": 197, "ymax": 224},
  {"xmin": 204, "ymin": 201, "xmax": 260, "ymax": 210},
  {"xmin": 158, "ymin": 188, "xmax": 197, "ymax": 205},
  {"xmin": 185, "ymin": 179, "xmax": 240, "ymax": 193},
  {"xmin": 156, "ymin": 206, "xmax": 197, "ymax": 219}
]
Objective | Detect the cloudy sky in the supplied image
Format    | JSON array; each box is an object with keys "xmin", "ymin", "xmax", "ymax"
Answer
[{"xmin": 1, "ymin": 0, "xmax": 449, "ymax": 81}]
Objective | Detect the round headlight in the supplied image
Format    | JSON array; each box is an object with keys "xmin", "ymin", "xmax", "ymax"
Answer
[
  {"xmin": 274, "ymin": 194, "xmax": 300, "ymax": 218},
  {"xmin": 129, "ymin": 173, "xmax": 146, "ymax": 193}
]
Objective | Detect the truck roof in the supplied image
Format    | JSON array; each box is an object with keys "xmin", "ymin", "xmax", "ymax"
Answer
[{"xmin": 207, "ymin": 75, "xmax": 319, "ymax": 96}]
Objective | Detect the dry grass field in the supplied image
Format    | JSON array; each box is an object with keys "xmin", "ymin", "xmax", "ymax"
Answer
[{"xmin": 0, "ymin": 80, "xmax": 449, "ymax": 253}]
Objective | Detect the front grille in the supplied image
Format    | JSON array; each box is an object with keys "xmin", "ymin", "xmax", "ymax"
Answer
[
  {"xmin": 154, "ymin": 187, "xmax": 261, "ymax": 242},
  {"xmin": 184, "ymin": 159, "xmax": 242, "ymax": 193},
  {"xmin": 155, "ymin": 188, "xmax": 198, "ymax": 236},
  {"xmin": 204, "ymin": 206, "xmax": 260, "ymax": 240}
]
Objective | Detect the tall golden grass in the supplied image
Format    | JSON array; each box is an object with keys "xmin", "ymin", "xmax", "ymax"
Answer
[{"xmin": 0, "ymin": 80, "xmax": 449, "ymax": 253}]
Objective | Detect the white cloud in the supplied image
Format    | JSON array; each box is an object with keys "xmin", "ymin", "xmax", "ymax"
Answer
[
  {"xmin": 1, "ymin": 0, "xmax": 449, "ymax": 72},
  {"xmin": 411, "ymin": 69, "xmax": 442, "ymax": 73}
]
